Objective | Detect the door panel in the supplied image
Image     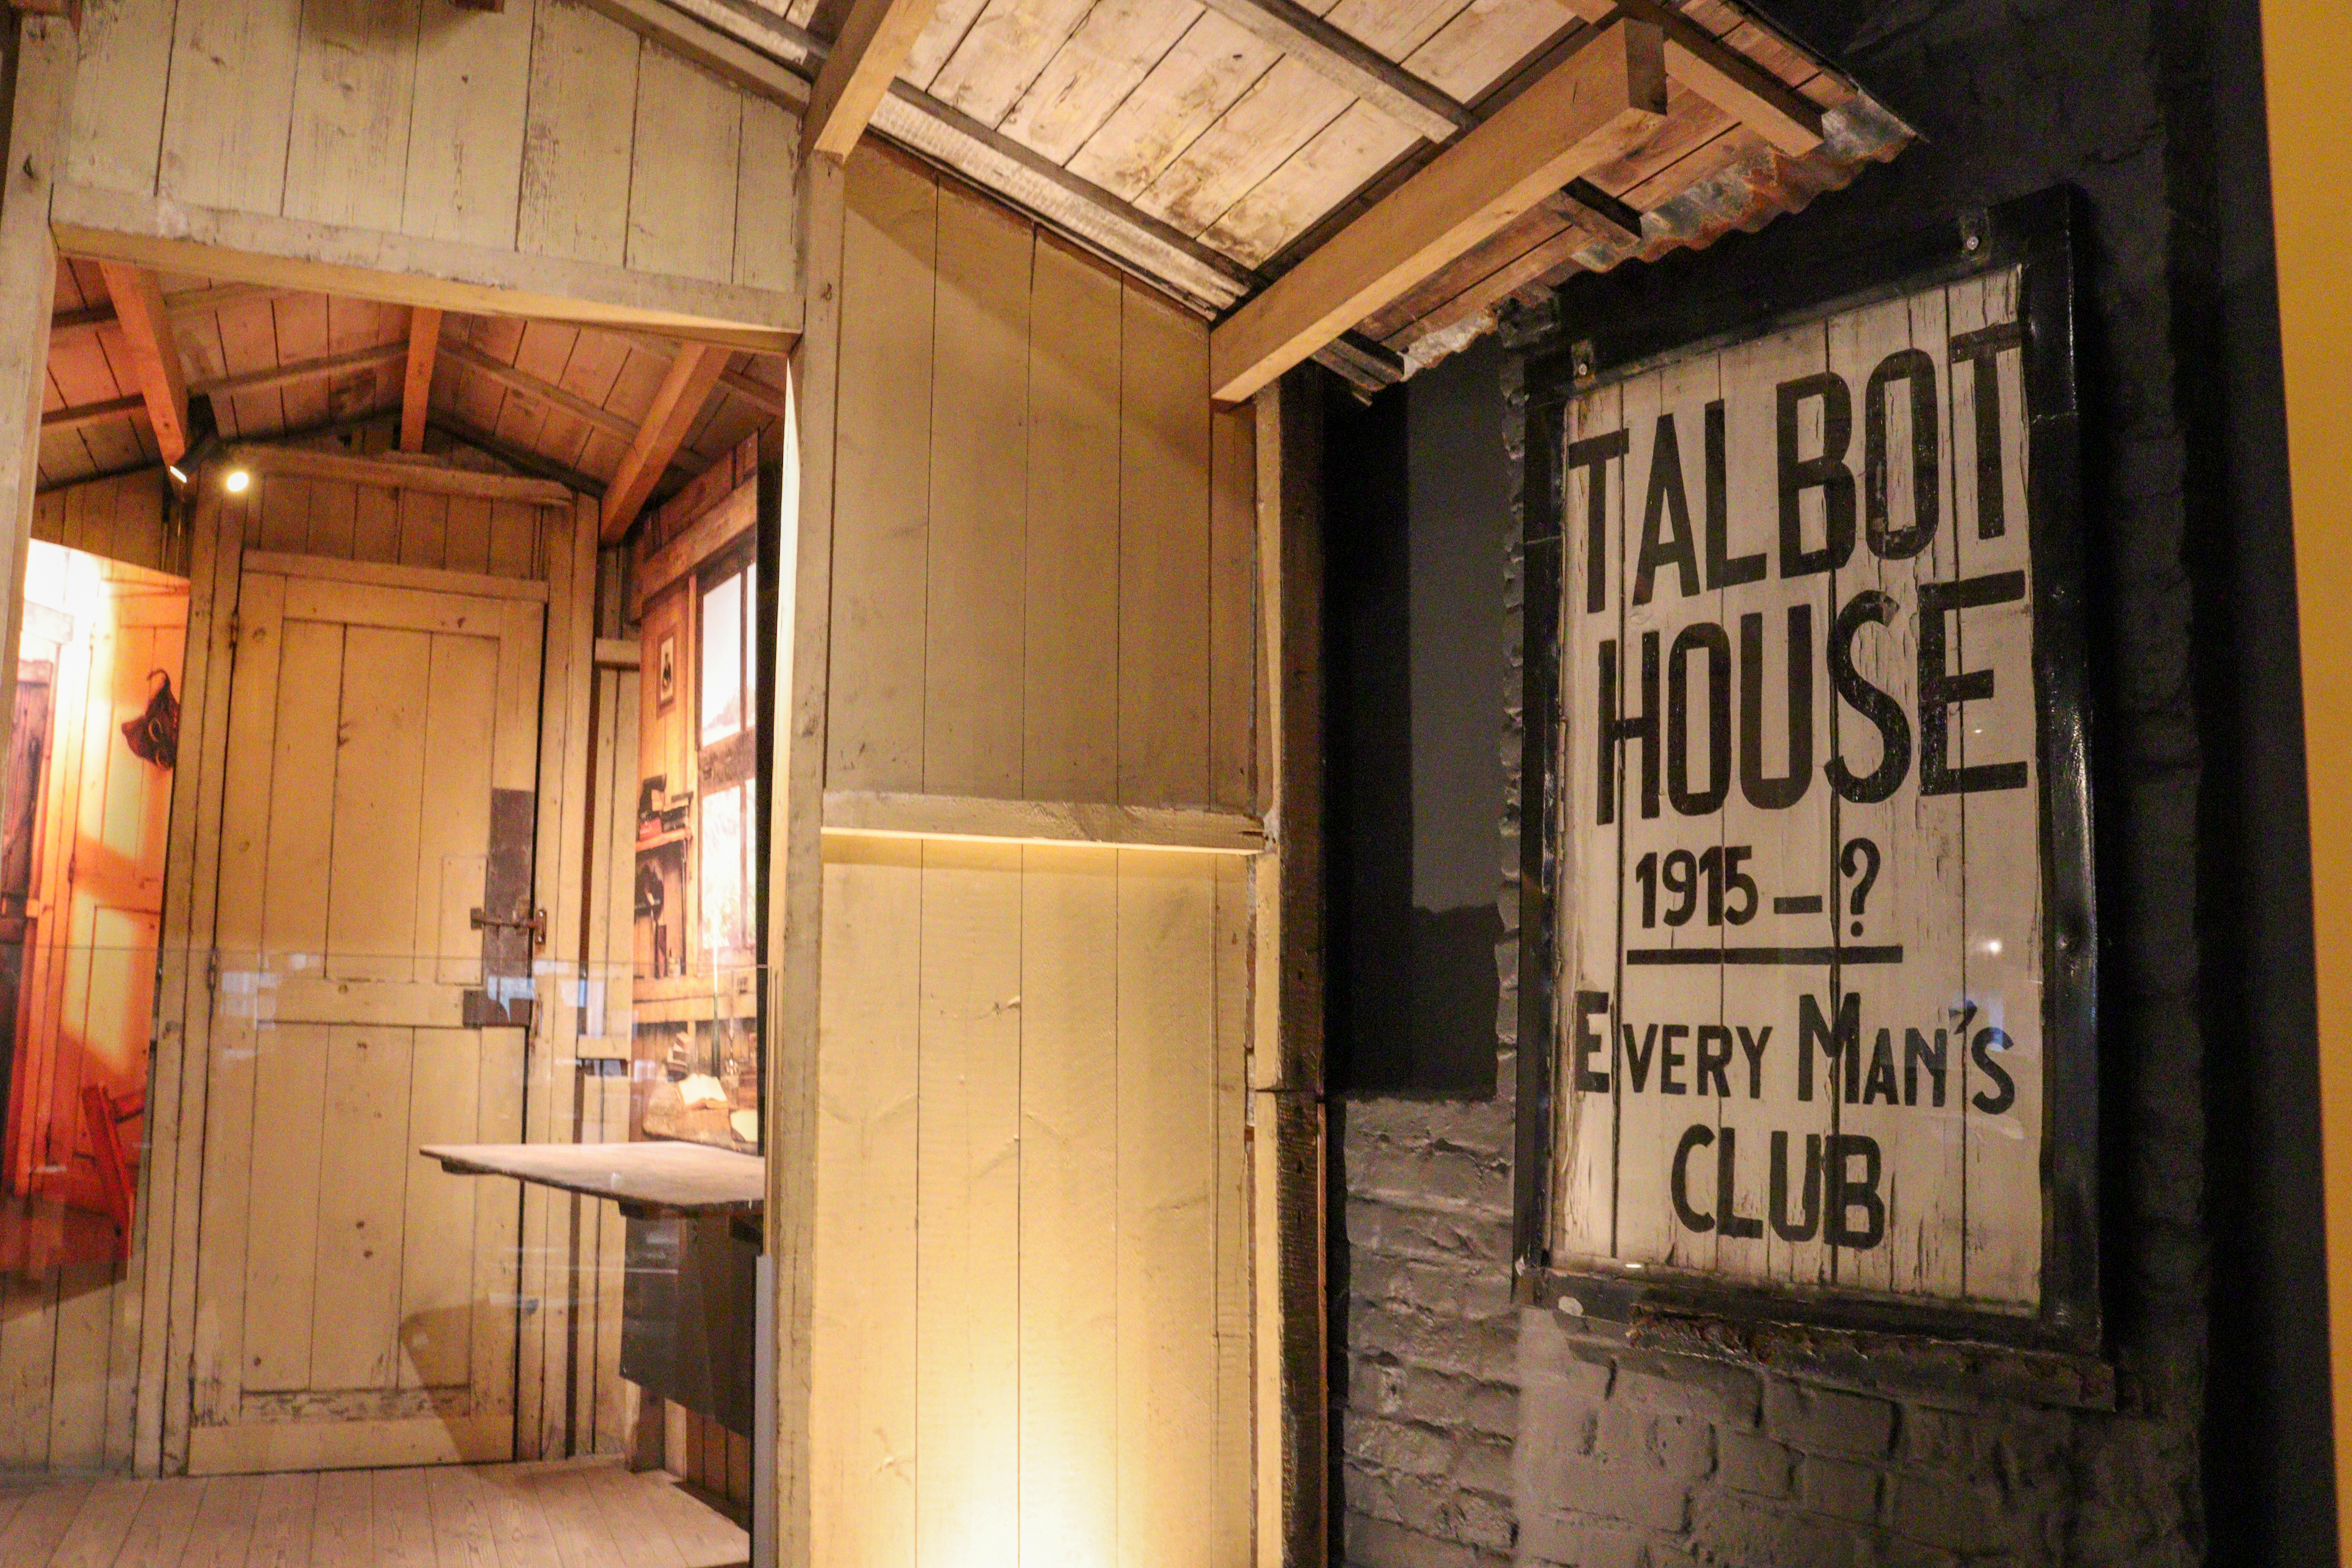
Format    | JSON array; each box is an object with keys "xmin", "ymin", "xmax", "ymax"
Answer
[{"xmin": 187, "ymin": 565, "xmax": 543, "ymax": 1475}]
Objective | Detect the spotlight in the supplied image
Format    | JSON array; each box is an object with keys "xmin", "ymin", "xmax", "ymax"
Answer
[
  {"xmin": 167, "ymin": 462, "xmax": 189, "ymax": 484},
  {"xmin": 223, "ymin": 468, "xmax": 251, "ymax": 495}
]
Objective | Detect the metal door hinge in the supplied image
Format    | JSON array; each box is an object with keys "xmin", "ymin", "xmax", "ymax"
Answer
[
  {"xmin": 205, "ymin": 949, "xmax": 220, "ymax": 992},
  {"xmin": 472, "ymin": 906, "xmax": 548, "ymax": 948}
]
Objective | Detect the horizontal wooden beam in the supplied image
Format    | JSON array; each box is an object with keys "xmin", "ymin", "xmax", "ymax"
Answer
[
  {"xmin": 1195, "ymin": 0, "xmax": 1468, "ymax": 142},
  {"xmin": 439, "ymin": 338, "xmax": 639, "ymax": 439},
  {"xmin": 227, "ymin": 443, "xmax": 576, "ymax": 506},
  {"xmin": 1564, "ymin": 0, "xmax": 1822, "ymax": 155},
  {"xmin": 803, "ymin": 0, "xmax": 938, "ymax": 160},
  {"xmin": 193, "ymin": 341, "xmax": 407, "ymax": 402},
  {"xmin": 1548, "ymin": 178, "xmax": 1643, "ymax": 244},
  {"xmin": 42, "ymin": 393, "xmax": 145, "ymax": 434},
  {"xmin": 821, "ymin": 791, "xmax": 1266, "ymax": 854},
  {"xmin": 1210, "ymin": 19, "xmax": 1666, "ymax": 403},
  {"xmin": 53, "ymin": 181, "xmax": 801, "ymax": 351},
  {"xmin": 426, "ymin": 414, "xmax": 609, "ymax": 500},
  {"xmin": 719, "ymin": 366, "xmax": 791, "ymax": 417}
]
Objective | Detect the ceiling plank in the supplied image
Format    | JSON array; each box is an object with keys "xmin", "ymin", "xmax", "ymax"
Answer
[
  {"xmin": 96, "ymin": 261, "xmax": 191, "ymax": 463},
  {"xmin": 439, "ymin": 336, "xmax": 639, "ymax": 440},
  {"xmin": 1209, "ymin": 19, "xmax": 1667, "ymax": 404},
  {"xmin": 1564, "ymin": 0, "xmax": 1822, "ymax": 155},
  {"xmin": 42, "ymin": 393, "xmax": 147, "ymax": 436},
  {"xmin": 402, "ymin": 306, "xmax": 441, "ymax": 452},
  {"xmin": 601, "ymin": 342, "xmax": 728, "ymax": 541},
  {"xmin": 192, "ymin": 341, "xmax": 408, "ymax": 401},
  {"xmin": 803, "ymin": 0, "xmax": 941, "ymax": 161},
  {"xmin": 1193, "ymin": 0, "xmax": 1469, "ymax": 143},
  {"xmin": 427, "ymin": 413, "xmax": 611, "ymax": 499},
  {"xmin": 45, "ymin": 283, "xmax": 307, "ymax": 350}
]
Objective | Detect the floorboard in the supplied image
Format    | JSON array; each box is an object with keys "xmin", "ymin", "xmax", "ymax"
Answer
[{"xmin": 0, "ymin": 1459, "xmax": 747, "ymax": 1568}]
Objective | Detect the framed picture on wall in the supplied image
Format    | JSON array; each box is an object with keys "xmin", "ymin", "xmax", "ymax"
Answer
[
  {"xmin": 658, "ymin": 633, "xmax": 677, "ymax": 712},
  {"xmin": 1508, "ymin": 187, "xmax": 2101, "ymax": 1356}
]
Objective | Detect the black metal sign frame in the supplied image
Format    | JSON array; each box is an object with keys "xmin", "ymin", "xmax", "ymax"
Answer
[{"xmin": 1508, "ymin": 186, "xmax": 2101, "ymax": 1356}]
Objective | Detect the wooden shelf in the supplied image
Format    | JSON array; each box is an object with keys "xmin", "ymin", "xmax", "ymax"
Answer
[
  {"xmin": 420, "ymin": 1140, "xmax": 763, "ymax": 1218},
  {"xmin": 636, "ymin": 827, "xmax": 691, "ymax": 852}
]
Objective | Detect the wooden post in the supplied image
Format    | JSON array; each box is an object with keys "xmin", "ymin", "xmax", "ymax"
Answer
[
  {"xmin": 2261, "ymin": 0, "xmax": 2352, "ymax": 1547},
  {"xmin": 764, "ymin": 149, "xmax": 844, "ymax": 1568},
  {"xmin": 1251, "ymin": 365, "xmax": 1327, "ymax": 1568},
  {"xmin": 0, "ymin": 12, "xmax": 72, "ymax": 760}
]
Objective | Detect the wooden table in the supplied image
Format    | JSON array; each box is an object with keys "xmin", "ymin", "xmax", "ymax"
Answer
[{"xmin": 419, "ymin": 1140, "xmax": 764, "ymax": 1218}]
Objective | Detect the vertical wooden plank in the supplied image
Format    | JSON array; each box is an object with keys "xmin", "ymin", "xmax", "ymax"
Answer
[
  {"xmin": 923, "ymin": 184, "xmax": 1031, "ymax": 800},
  {"xmin": 306, "ymin": 475, "xmax": 359, "ymax": 559},
  {"xmin": 1022, "ymin": 238, "xmax": 1121, "ymax": 802},
  {"xmin": 398, "ymin": 488, "xmax": 450, "ymax": 569},
  {"xmin": 324, "ymin": 625, "xmax": 434, "ymax": 982},
  {"xmin": 1016, "ymin": 845, "xmax": 1119, "ymax": 1568},
  {"xmin": 403, "ymin": 0, "xmax": 537, "ymax": 249},
  {"xmin": 310, "ymin": 1023, "xmax": 420, "ymax": 1392},
  {"xmin": 517, "ymin": 0, "xmax": 641, "ymax": 268},
  {"xmin": 734, "ymin": 94, "xmax": 802, "ymax": 294},
  {"xmin": 1210, "ymin": 854, "xmax": 1254, "ymax": 1568},
  {"xmin": 1118, "ymin": 282, "xmax": 1212, "ymax": 807},
  {"xmin": 825, "ymin": 149, "xmax": 936, "ymax": 795},
  {"xmin": 626, "ymin": 45, "xmax": 741, "ymax": 285},
  {"xmin": 445, "ymin": 496, "xmax": 493, "ymax": 575},
  {"xmin": 157, "ymin": 0, "xmax": 307, "ymax": 215},
  {"xmin": 400, "ymin": 1027, "xmax": 484, "ymax": 1391},
  {"xmin": 65, "ymin": 0, "xmax": 178, "ymax": 196},
  {"xmin": 488, "ymin": 499, "xmax": 541, "ymax": 579},
  {"xmin": 354, "ymin": 483, "xmax": 403, "ymax": 564},
  {"xmin": 258, "ymin": 475, "xmax": 312, "ymax": 554},
  {"xmin": 915, "ymin": 842, "xmax": 1022, "ymax": 1568},
  {"xmin": 1208, "ymin": 404, "xmax": 1256, "ymax": 813},
  {"xmin": 239, "ymin": 1023, "xmax": 331, "ymax": 1394},
  {"xmin": 1115, "ymin": 848, "xmax": 1218, "ymax": 1568},
  {"xmin": 812, "ymin": 837, "xmax": 922, "ymax": 1568},
  {"xmin": 282, "ymin": 0, "xmax": 425, "ymax": 230}
]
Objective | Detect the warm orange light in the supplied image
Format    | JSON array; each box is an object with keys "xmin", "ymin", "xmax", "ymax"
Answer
[{"xmin": 223, "ymin": 468, "xmax": 251, "ymax": 494}]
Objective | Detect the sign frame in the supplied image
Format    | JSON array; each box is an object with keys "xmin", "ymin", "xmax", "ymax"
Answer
[{"xmin": 1508, "ymin": 187, "xmax": 2100, "ymax": 1356}]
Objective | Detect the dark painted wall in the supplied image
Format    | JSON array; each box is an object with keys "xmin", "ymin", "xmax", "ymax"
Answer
[{"xmin": 1323, "ymin": 0, "xmax": 2329, "ymax": 1562}]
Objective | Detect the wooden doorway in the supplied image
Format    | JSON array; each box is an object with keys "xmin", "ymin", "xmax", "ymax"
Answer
[{"xmin": 182, "ymin": 554, "xmax": 545, "ymax": 1475}]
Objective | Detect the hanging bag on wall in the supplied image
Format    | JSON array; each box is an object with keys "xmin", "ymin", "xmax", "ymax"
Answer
[{"xmin": 123, "ymin": 669, "xmax": 178, "ymax": 769}]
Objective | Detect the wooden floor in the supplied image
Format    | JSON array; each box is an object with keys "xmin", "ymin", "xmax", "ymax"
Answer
[{"xmin": 0, "ymin": 1457, "xmax": 748, "ymax": 1566}]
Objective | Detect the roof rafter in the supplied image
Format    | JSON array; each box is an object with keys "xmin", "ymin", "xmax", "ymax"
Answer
[
  {"xmin": 96, "ymin": 261, "xmax": 190, "ymax": 463},
  {"xmin": 803, "ymin": 0, "xmax": 940, "ymax": 160},
  {"xmin": 601, "ymin": 342, "xmax": 728, "ymax": 541},
  {"xmin": 402, "ymin": 306, "xmax": 441, "ymax": 452},
  {"xmin": 1194, "ymin": 0, "xmax": 1469, "ymax": 142},
  {"xmin": 1566, "ymin": 0, "xmax": 1823, "ymax": 154},
  {"xmin": 439, "ymin": 336, "xmax": 639, "ymax": 440}
]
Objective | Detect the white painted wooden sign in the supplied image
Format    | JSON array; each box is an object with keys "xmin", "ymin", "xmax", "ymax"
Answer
[{"xmin": 1552, "ymin": 267, "xmax": 2042, "ymax": 1310}]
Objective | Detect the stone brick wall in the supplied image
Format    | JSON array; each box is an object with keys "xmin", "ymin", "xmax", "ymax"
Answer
[{"xmin": 1329, "ymin": 0, "xmax": 2263, "ymax": 1561}]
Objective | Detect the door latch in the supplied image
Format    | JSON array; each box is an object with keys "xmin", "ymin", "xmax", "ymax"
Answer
[{"xmin": 471, "ymin": 906, "xmax": 548, "ymax": 948}]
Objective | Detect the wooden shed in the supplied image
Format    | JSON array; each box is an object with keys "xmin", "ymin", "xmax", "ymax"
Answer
[{"xmin": 0, "ymin": 0, "xmax": 1902, "ymax": 1562}]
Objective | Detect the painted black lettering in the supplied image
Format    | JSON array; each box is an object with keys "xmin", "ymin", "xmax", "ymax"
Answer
[
  {"xmin": 1919, "ymin": 572, "xmax": 2029, "ymax": 796},
  {"xmin": 1568, "ymin": 428, "xmax": 1630, "ymax": 611},
  {"xmin": 1717, "ymin": 1127, "xmax": 1764, "ymax": 1239},
  {"xmin": 1858, "ymin": 1027, "xmax": 1898, "ymax": 1105},
  {"xmin": 1704, "ymin": 399, "xmax": 1765, "ymax": 589},
  {"xmin": 1696, "ymin": 1025, "xmax": 1734, "ymax": 1097},
  {"xmin": 1672, "ymin": 1124, "xmax": 1715, "ymax": 1233},
  {"xmin": 1739, "ymin": 606, "xmax": 1813, "ymax": 810},
  {"xmin": 1622, "ymin": 1023, "xmax": 1659, "ymax": 1093},
  {"xmin": 1827, "ymin": 589, "xmax": 1912, "ymax": 804},
  {"xmin": 1769, "ymin": 1131, "xmax": 1820, "ymax": 1241},
  {"xmin": 1634, "ymin": 414, "xmax": 1704, "ymax": 604},
  {"xmin": 1971, "ymin": 1026, "xmax": 2018, "ymax": 1114},
  {"xmin": 1904, "ymin": 1027, "xmax": 1947, "ymax": 1107},
  {"xmin": 1864, "ymin": 348, "xmax": 1940, "ymax": 559},
  {"xmin": 1597, "ymin": 632, "xmax": 1661, "ymax": 824},
  {"xmin": 1777, "ymin": 372, "xmax": 1855, "ymax": 578},
  {"xmin": 1797, "ymin": 991, "xmax": 1858, "ymax": 1102},
  {"xmin": 1736, "ymin": 1025, "xmax": 1771, "ymax": 1099},
  {"xmin": 1825, "ymin": 1134, "xmax": 1886, "ymax": 1249},
  {"xmin": 1668, "ymin": 621, "xmax": 1731, "ymax": 817},
  {"xmin": 1950, "ymin": 319, "xmax": 2025, "ymax": 539},
  {"xmin": 1574, "ymin": 991, "xmax": 1611, "ymax": 1093},
  {"xmin": 1660, "ymin": 1023, "xmax": 1690, "ymax": 1095}
]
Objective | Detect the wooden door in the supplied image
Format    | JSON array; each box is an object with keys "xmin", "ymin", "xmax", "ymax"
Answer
[{"xmin": 185, "ymin": 561, "xmax": 545, "ymax": 1475}]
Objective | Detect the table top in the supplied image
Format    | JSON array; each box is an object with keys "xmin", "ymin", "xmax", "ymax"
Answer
[{"xmin": 420, "ymin": 1140, "xmax": 765, "ymax": 1217}]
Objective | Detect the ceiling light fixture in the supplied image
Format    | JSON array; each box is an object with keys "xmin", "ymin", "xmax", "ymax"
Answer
[{"xmin": 223, "ymin": 468, "xmax": 251, "ymax": 494}]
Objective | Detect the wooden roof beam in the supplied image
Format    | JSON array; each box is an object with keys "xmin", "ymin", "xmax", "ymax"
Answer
[
  {"xmin": 1195, "ymin": 0, "xmax": 1468, "ymax": 142},
  {"xmin": 96, "ymin": 261, "xmax": 190, "ymax": 463},
  {"xmin": 1209, "ymin": 19, "xmax": 1667, "ymax": 405},
  {"xmin": 193, "ymin": 341, "xmax": 407, "ymax": 402},
  {"xmin": 802, "ymin": 0, "xmax": 940, "ymax": 161},
  {"xmin": 42, "ymin": 392, "xmax": 145, "ymax": 436},
  {"xmin": 401, "ymin": 307, "xmax": 441, "ymax": 452},
  {"xmin": 1565, "ymin": 0, "xmax": 1822, "ymax": 155},
  {"xmin": 438, "ymin": 336, "xmax": 639, "ymax": 440},
  {"xmin": 46, "ymin": 282, "xmax": 303, "ymax": 349},
  {"xmin": 601, "ymin": 342, "xmax": 728, "ymax": 541},
  {"xmin": 426, "ymin": 414, "xmax": 610, "ymax": 499}
]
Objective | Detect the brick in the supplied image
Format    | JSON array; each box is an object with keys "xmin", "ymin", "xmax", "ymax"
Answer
[
  {"xmin": 1687, "ymin": 1489, "xmax": 1864, "ymax": 1568},
  {"xmin": 1614, "ymin": 1361, "xmax": 1763, "ymax": 1428},
  {"xmin": 1347, "ymin": 1511, "xmax": 1504, "ymax": 1568},
  {"xmin": 1885, "ymin": 1474, "xmax": 2027, "ymax": 1557},
  {"xmin": 1718, "ymin": 1432, "xmax": 1796, "ymax": 1499},
  {"xmin": 1349, "ymin": 1412, "xmax": 1459, "ymax": 1477},
  {"xmin": 1763, "ymin": 1382, "xmax": 1897, "ymax": 1459},
  {"xmin": 1522, "ymin": 1456, "xmax": 1688, "ymax": 1533},
  {"xmin": 1517, "ymin": 1510, "xmax": 1649, "ymax": 1568},
  {"xmin": 1796, "ymin": 1457, "xmax": 1882, "ymax": 1524},
  {"xmin": 1454, "ymin": 1430, "xmax": 1517, "ymax": 1495}
]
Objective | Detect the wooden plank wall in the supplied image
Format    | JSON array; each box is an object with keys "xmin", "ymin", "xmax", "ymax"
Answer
[
  {"xmin": 61, "ymin": 0, "xmax": 798, "ymax": 306},
  {"xmin": 28, "ymin": 470, "xmax": 183, "ymax": 577},
  {"xmin": 809, "ymin": 145, "xmax": 1257, "ymax": 1568}
]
